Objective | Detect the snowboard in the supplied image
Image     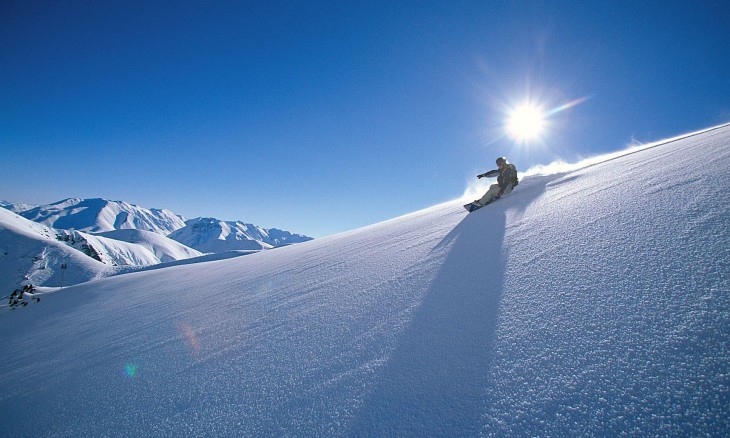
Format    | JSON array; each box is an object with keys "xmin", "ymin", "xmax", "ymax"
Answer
[
  {"xmin": 463, "ymin": 196, "xmax": 499, "ymax": 212},
  {"xmin": 463, "ymin": 202, "xmax": 482, "ymax": 212}
]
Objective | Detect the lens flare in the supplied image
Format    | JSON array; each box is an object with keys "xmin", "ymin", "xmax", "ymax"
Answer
[
  {"xmin": 545, "ymin": 95, "xmax": 592, "ymax": 116},
  {"xmin": 177, "ymin": 321, "xmax": 201, "ymax": 357},
  {"xmin": 124, "ymin": 363, "xmax": 138, "ymax": 377}
]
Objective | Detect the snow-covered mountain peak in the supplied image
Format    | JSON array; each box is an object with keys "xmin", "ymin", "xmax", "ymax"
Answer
[
  {"xmin": 0, "ymin": 200, "xmax": 38, "ymax": 213},
  {"xmin": 18, "ymin": 197, "xmax": 187, "ymax": 234},
  {"xmin": 168, "ymin": 217, "xmax": 313, "ymax": 253}
]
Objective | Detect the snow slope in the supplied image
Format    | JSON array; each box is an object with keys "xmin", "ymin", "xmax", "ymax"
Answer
[
  {"xmin": 95, "ymin": 229, "xmax": 204, "ymax": 264},
  {"xmin": 0, "ymin": 125, "xmax": 727, "ymax": 436},
  {"xmin": 0, "ymin": 212, "xmax": 204, "ymax": 291},
  {"xmin": 0, "ymin": 208, "xmax": 110, "ymax": 293},
  {"xmin": 168, "ymin": 217, "xmax": 313, "ymax": 253}
]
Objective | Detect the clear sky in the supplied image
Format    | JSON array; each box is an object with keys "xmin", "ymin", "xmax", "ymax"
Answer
[{"xmin": 2, "ymin": 1, "xmax": 729, "ymax": 237}]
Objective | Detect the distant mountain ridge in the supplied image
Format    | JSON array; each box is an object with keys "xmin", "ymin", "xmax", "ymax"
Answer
[
  {"xmin": 7, "ymin": 197, "xmax": 313, "ymax": 252},
  {"xmin": 0, "ymin": 197, "xmax": 314, "ymax": 290},
  {"xmin": 0, "ymin": 200, "xmax": 37, "ymax": 213},
  {"xmin": 168, "ymin": 217, "xmax": 313, "ymax": 253},
  {"xmin": 16, "ymin": 198, "xmax": 186, "ymax": 235}
]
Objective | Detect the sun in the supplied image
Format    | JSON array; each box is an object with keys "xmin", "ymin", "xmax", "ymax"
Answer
[{"xmin": 506, "ymin": 103, "xmax": 546, "ymax": 142}]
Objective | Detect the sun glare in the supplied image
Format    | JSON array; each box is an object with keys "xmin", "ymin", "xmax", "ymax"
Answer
[{"xmin": 506, "ymin": 103, "xmax": 545, "ymax": 142}]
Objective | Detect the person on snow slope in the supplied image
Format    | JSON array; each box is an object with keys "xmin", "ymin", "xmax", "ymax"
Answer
[{"xmin": 473, "ymin": 156, "xmax": 518, "ymax": 207}]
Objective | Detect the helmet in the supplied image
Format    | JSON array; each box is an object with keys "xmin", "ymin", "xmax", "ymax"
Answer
[{"xmin": 496, "ymin": 156, "xmax": 507, "ymax": 165}]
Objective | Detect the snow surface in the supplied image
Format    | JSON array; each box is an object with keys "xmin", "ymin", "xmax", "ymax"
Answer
[{"xmin": 0, "ymin": 125, "xmax": 728, "ymax": 436}]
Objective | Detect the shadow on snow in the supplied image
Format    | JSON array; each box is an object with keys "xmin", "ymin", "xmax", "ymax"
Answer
[{"xmin": 350, "ymin": 175, "xmax": 551, "ymax": 435}]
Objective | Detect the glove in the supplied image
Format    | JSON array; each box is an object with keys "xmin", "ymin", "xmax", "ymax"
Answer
[{"xmin": 477, "ymin": 174, "xmax": 484, "ymax": 179}]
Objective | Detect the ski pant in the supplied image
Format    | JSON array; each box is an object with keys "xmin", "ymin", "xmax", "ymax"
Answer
[{"xmin": 477, "ymin": 183, "xmax": 513, "ymax": 206}]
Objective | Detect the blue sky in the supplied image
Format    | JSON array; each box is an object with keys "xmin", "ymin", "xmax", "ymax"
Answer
[{"xmin": 2, "ymin": 1, "xmax": 729, "ymax": 237}]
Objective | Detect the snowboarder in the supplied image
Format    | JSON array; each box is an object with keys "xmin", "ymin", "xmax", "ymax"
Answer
[{"xmin": 464, "ymin": 157, "xmax": 518, "ymax": 212}]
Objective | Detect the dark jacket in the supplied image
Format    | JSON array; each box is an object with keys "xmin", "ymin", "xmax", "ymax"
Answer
[
  {"xmin": 498, "ymin": 164, "xmax": 518, "ymax": 191},
  {"xmin": 479, "ymin": 164, "xmax": 518, "ymax": 191}
]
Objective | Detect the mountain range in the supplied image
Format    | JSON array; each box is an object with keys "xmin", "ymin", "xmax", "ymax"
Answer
[
  {"xmin": 168, "ymin": 217, "xmax": 313, "ymax": 252},
  {"xmin": 0, "ymin": 198, "xmax": 312, "ymax": 292},
  {"xmin": 11, "ymin": 197, "xmax": 187, "ymax": 234}
]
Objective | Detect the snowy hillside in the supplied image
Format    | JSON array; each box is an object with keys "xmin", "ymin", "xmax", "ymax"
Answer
[
  {"xmin": 0, "ymin": 208, "xmax": 110, "ymax": 293},
  {"xmin": 18, "ymin": 197, "xmax": 187, "ymax": 234},
  {"xmin": 0, "ymin": 124, "xmax": 727, "ymax": 436},
  {"xmin": 0, "ymin": 211, "xmax": 205, "ymax": 292},
  {"xmin": 95, "ymin": 229, "xmax": 203, "ymax": 264},
  {"xmin": 168, "ymin": 217, "xmax": 313, "ymax": 253}
]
